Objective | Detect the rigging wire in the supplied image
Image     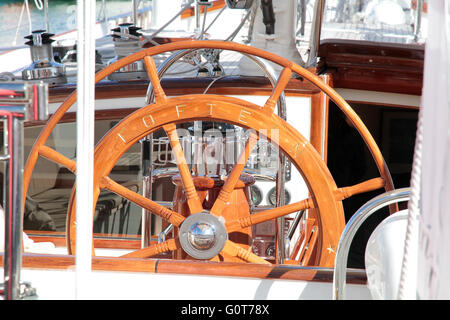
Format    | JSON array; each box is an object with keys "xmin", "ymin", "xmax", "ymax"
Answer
[
  {"xmin": 204, "ymin": 5, "xmax": 227, "ymax": 33},
  {"xmin": 196, "ymin": 2, "xmax": 209, "ymax": 40},
  {"xmin": 165, "ymin": 5, "xmax": 253, "ymax": 76},
  {"xmin": 226, "ymin": 7, "xmax": 252, "ymax": 41},
  {"xmin": 145, "ymin": 0, "xmax": 195, "ymax": 46}
]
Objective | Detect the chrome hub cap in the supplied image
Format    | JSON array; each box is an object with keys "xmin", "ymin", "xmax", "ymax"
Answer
[{"xmin": 179, "ymin": 212, "xmax": 227, "ymax": 259}]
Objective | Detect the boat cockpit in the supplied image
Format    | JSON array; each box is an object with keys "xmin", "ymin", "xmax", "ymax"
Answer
[{"xmin": 0, "ymin": 0, "xmax": 427, "ymax": 300}]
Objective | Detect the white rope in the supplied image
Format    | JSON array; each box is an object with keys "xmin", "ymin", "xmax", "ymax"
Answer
[
  {"xmin": 397, "ymin": 106, "xmax": 423, "ymax": 299},
  {"xmin": 25, "ymin": 0, "xmax": 32, "ymax": 33},
  {"xmin": 12, "ymin": 1, "xmax": 26, "ymax": 46},
  {"xmin": 12, "ymin": 0, "xmax": 33, "ymax": 46},
  {"xmin": 34, "ymin": 0, "xmax": 43, "ymax": 10}
]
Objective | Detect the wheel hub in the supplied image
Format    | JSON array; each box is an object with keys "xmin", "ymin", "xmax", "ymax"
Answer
[
  {"xmin": 188, "ymin": 222, "xmax": 216, "ymax": 250},
  {"xmin": 179, "ymin": 212, "xmax": 228, "ymax": 259}
]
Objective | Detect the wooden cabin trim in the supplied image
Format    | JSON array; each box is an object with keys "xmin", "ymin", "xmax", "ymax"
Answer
[
  {"xmin": 46, "ymin": 77, "xmax": 321, "ymax": 104},
  {"xmin": 28, "ymin": 232, "xmax": 142, "ymax": 249},
  {"xmin": 24, "ymin": 107, "xmax": 140, "ymax": 127},
  {"xmin": 326, "ymin": 68, "xmax": 423, "ymax": 96},
  {"xmin": 0, "ymin": 253, "xmax": 367, "ymax": 284},
  {"xmin": 310, "ymin": 74, "xmax": 330, "ymax": 162},
  {"xmin": 318, "ymin": 39, "xmax": 424, "ymax": 96}
]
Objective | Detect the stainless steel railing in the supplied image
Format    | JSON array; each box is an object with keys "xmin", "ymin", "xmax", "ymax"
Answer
[
  {"xmin": 332, "ymin": 187, "xmax": 411, "ymax": 300},
  {"xmin": 0, "ymin": 81, "xmax": 48, "ymax": 300}
]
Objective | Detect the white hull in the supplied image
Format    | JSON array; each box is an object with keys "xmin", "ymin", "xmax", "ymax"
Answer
[{"xmin": 9, "ymin": 266, "xmax": 370, "ymax": 300}]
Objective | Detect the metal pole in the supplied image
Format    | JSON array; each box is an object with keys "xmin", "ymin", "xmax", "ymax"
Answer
[
  {"xmin": 44, "ymin": 0, "xmax": 49, "ymax": 32},
  {"xmin": 195, "ymin": 1, "xmax": 201, "ymax": 32},
  {"xmin": 102, "ymin": 0, "xmax": 108, "ymax": 23},
  {"xmin": 75, "ymin": 0, "xmax": 96, "ymax": 299},
  {"xmin": 2, "ymin": 115, "xmax": 24, "ymax": 300},
  {"xmin": 332, "ymin": 188, "xmax": 411, "ymax": 300},
  {"xmin": 0, "ymin": 81, "xmax": 47, "ymax": 300},
  {"xmin": 305, "ymin": 0, "xmax": 325, "ymax": 68},
  {"xmin": 275, "ymin": 72, "xmax": 287, "ymax": 264},
  {"xmin": 141, "ymin": 135, "xmax": 153, "ymax": 248},
  {"xmin": 413, "ymin": 0, "xmax": 423, "ymax": 41},
  {"xmin": 132, "ymin": 0, "xmax": 139, "ymax": 25}
]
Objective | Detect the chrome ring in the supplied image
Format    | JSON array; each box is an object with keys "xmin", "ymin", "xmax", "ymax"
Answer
[{"xmin": 179, "ymin": 212, "xmax": 228, "ymax": 260}]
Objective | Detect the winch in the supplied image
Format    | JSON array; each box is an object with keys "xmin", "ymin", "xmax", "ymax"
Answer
[
  {"xmin": 108, "ymin": 23, "xmax": 148, "ymax": 80},
  {"xmin": 21, "ymin": 30, "xmax": 67, "ymax": 85}
]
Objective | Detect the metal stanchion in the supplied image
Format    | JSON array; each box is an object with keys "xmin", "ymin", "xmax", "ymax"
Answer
[{"xmin": 0, "ymin": 81, "xmax": 48, "ymax": 300}]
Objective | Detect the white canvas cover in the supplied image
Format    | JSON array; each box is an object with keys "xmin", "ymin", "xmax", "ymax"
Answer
[{"xmin": 417, "ymin": 0, "xmax": 450, "ymax": 299}]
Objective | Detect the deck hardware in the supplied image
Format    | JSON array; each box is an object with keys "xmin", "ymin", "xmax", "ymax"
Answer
[
  {"xmin": 108, "ymin": 23, "xmax": 148, "ymax": 80},
  {"xmin": 18, "ymin": 282, "xmax": 37, "ymax": 300},
  {"xmin": 21, "ymin": 30, "xmax": 67, "ymax": 85},
  {"xmin": 0, "ymin": 81, "xmax": 48, "ymax": 300},
  {"xmin": 158, "ymin": 224, "xmax": 174, "ymax": 244}
]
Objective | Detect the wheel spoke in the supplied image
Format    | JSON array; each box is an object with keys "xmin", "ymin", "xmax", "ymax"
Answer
[
  {"xmin": 334, "ymin": 177, "xmax": 385, "ymax": 200},
  {"xmin": 222, "ymin": 240, "xmax": 271, "ymax": 264},
  {"xmin": 226, "ymin": 198, "xmax": 314, "ymax": 233},
  {"xmin": 100, "ymin": 176, "xmax": 185, "ymax": 227},
  {"xmin": 210, "ymin": 130, "xmax": 258, "ymax": 216},
  {"xmin": 164, "ymin": 123, "xmax": 203, "ymax": 214},
  {"xmin": 121, "ymin": 238, "xmax": 180, "ymax": 258},
  {"xmin": 38, "ymin": 145, "xmax": 77, "ymax": 173},
  {"xmin": 143, "ymin": 55, "xmax": 167, "ymax": 104},
  {"xmin": 262, "ymin": 67, "xmax": 292, "ymax": 114}
]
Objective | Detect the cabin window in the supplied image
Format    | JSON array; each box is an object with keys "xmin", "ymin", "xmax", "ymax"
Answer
[{"xmin": 297, "ymin": 0, "xmax": 427, "ymax": 52}]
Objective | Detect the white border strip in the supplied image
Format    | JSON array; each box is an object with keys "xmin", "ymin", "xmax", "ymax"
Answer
[{"xmin": 75, "ymin": 0, "xmax": 96, "ymax": 299}]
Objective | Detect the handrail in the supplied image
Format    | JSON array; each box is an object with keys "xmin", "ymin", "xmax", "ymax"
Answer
[{"xmin": 332, "ymin": 187, "xmax": 411, "ymax": 300}]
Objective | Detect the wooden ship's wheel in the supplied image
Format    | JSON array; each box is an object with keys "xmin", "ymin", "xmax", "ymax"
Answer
[{"xmin": 22, "ymin": 41, "xmax": 395, "ymax": 267}]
